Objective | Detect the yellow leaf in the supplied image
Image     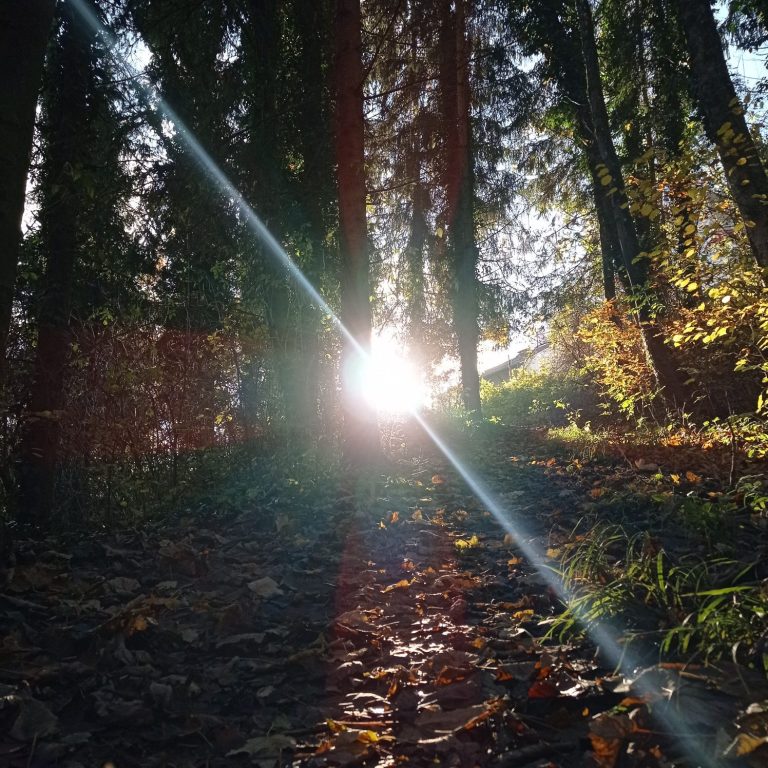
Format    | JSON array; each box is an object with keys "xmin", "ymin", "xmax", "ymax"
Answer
[
  {"xmin": 503, "ymin": 533, "xmax": 514, "ymax": 546},
  {"xmin": 356, "ymin": 730, "xmax": 380, "ymax": 744},
  {"xmin": 670, "ymin": 474, "xmax": 681, "ymax": 485},
  {"xmin": 546, "ymin": 547, "xmax": 562, "ymax": 559},
  {"xmin": 411, "ymin": 508, "xmax": 423, "ymax": 521},
  {"xmin": 600, "ymin": 174, "xmax": 613, "ymax": 186},
  {"xmin": 731, "ymin": 732, "xmax": 768, "ymax": 757},
  {"xmin": 327, "ymin": 719, "xmax": 347, "ymax": 734},
  {"xmin": 455, "ymin": 534, "xmax": 480, "ymax": 551},
  {"xmin": 508, "ymin": 556, "xmax": 523, "ymax": 566},
  {"xmin": 383, "ymin": 579, "xmax": 412, "ymax": 592}
]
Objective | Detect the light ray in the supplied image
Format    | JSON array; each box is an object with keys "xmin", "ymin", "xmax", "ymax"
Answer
[{"xmin": 67, "ymin": 3, "xmax": 722, "ymax": 764}]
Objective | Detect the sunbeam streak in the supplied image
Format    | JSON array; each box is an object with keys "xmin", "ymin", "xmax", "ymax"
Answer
[{"xmin": 68, "ymin": 2, "xmax": 722, "ymax": 764}]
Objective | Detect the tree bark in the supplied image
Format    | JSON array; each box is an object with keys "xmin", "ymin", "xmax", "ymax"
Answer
[
  {"xmin": 19, "ymin": 6, "xmax": 93, "ymax": 524},
  {"xmin": 440, "ymin": 0, "xmax": 481, "ymax": 415},
  {"xmin": 676, "ymin": 0, "xmax": 768, "ymax": 281},
  {"xmin": 334, "ymin": 0, "xmax": 377, "ymax": 463},
  {"xmin": 0, "ymin": 0, "xmax": 55, "ymax": 376}
]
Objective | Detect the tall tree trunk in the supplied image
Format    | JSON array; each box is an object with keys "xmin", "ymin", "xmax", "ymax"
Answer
[
  {"xmin": 675, "ymin": 0, "xmax": 768, "ymax": 281},
  {"xmin": 0, "ymin": 0, "xmax": 55, "ymax": 376},
  {"xmin": 589, "ymin": 164, "xmax": 618, "ymax": 300},
  {"xmin": 405, "ymin": 174, "xmax": 428, "ymax": 360},
  {"xmin": 334, "ymin": 0, "xmax": 377, "ymax": 463},
  {"xmin": 440, "ymin": 0, "xmax": 481, "ymax": 415},
  {"xmin": 293, "ymin": 0, "xmax": 333, "ymax": 440},
  {"xmin": 19, "ymin": 6, "xmax": 92, "ymax": 524},
  {"xmin": 576, "ymin": 0, "xmax": 689, "ymax": 406}
]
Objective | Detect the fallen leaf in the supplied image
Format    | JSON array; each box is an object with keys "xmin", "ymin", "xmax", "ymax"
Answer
[
  {"xmin": 724, "ymin": 732, "xmax": 768, "ymax": 758},
  {"xmin": 106, "ymin": 576, "xmax": 141, "ymax": 595},
  {"xmin": 528, "ymin": 680, "xmax": 559, "ymax": 698},
  {"xmin": 227, "ymin": 734, "xmax": 295, "ymax": 757},
  {"xmin": 10, "ymin": 697, "xmax": 59, "ymax": 741},
  {"xmin": 327, "ymin": 719, "xmax": 347, "ymax": 734},
  {"xmin": 546, "ymin": 547, "xmax": 561, "ymax": 559},
  {"xmin": 247, "ymin": 576, "xmax": 283, "ymax": 598},
  {"xmin": 383, "ymin": 578, "xmax": 412, "ymax": 593}
]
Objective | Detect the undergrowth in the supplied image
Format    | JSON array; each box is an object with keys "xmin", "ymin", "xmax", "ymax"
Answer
[{"xmin": 545, "ymin": 522, "xmax": 768, "ymax": 670}]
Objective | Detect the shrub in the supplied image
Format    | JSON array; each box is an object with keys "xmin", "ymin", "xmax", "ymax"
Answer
[{"xmin": 480, "ymin": 369, "xmax": 600, "ymax": 427}]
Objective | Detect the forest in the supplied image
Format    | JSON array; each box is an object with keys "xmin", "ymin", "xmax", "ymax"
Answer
[{"xmin": 2, "ymin": 0, "xmax": 768, "ymax": 766}]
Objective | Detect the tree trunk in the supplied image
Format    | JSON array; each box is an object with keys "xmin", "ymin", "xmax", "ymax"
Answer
[
  {"xmin": 0, "ymin": 0, "xmax": 55, "ymax": 375},
  {"xmin": 676, "ymin": 0, "xmax": 768, "ymax": 281},
  {"xmin": 294, "ymin": 0, "xmax": 333, "ymax": 440},
  {"xmin": 19, "ymin": 6, "xmax": 92, "ymax": 524},
  {"xmin": 405, "ymin": 174, "xmax": 428, "ymax": 360},
  {"xmin": 334, "ymin": 0, "xmax": 377, "ymax": 464},
  {"xmin": 576, "ymin": 0, "xmax": 689, "ymax": 407},
  {"xmin": 440, "ymin": 0, "xmax": 481, "ymax": 415}
]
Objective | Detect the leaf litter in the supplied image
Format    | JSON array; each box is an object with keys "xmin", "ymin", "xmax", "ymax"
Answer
[{"xmin": 1, "ymin": 430, "xmax": 767, "ymax": 767}]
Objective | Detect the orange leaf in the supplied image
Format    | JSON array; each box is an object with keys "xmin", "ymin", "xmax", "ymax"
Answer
[
  {"xmin": 528, "ymin": 680, "xmax": 559, "ymax": 698},
  {"xmin": 390, "ymin": 511, "xmax": 399, "ymax": 523},
  {"xmin": 383, "ymin": 579, "xmax": 412, "ymax": 593}
]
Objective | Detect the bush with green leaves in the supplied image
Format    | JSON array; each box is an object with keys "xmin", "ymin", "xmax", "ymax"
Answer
[{"xmin": 480, "ymin": 370, "xmax": 600, "ymax": 428}]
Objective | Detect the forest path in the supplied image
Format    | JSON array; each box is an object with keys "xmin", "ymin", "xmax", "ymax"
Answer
[{"xmin": 1, "ymin": 430, "xmax": 764, "ymax": 767}]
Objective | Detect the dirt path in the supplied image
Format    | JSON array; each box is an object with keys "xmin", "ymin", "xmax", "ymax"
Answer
[{"xmin": 1, "ymin": 439, "xmax": 765, "ymax": 767}]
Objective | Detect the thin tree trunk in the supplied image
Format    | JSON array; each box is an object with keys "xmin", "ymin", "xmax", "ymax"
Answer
[
  {"xmin": 0, "ymin": 0, "xmax": 55, "ymax": 376},
  {"xmin": 676, "ymin": 0, "xmax": 768, "ymax": 281},
  {"xmin": 334, "ymin": 0, "xmax": 377, "ymax": 463},
  {"xmin": 440, "ymin": 0, "xmax": 481, "ymax": 415},
  {"xmin": 405, "ymin": 174, "xmax": 428, "ymax": 358},
  {"xmin": 19, "ymin": 6, "xmax": 92, "ymax": 523}
]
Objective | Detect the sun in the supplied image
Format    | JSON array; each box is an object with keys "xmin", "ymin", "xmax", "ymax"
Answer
[{"xmin": 360, "ymin": 335, "xmax": 426, "ymax": 414}]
